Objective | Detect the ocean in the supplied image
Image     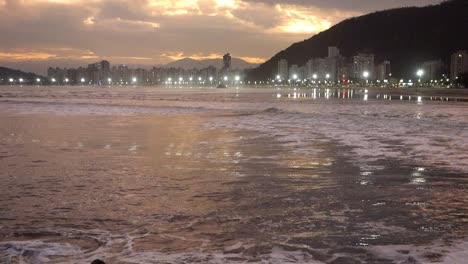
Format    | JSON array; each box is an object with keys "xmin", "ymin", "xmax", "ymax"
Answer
[{"xmin": 0, "ymin": 85, "xmax": 466, "ymax": 263}]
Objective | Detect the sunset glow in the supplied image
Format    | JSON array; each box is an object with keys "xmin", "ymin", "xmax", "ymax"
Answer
[{"xmin": 0, "ymin": 0, "xmax": 441, "ymax": 73}]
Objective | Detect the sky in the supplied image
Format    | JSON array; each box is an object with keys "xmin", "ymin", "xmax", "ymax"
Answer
[{"xmin": 0, "ymin": 0, "xmax": 442, "ymax": 74}]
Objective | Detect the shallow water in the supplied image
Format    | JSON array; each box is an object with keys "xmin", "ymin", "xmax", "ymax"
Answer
[{"xmin": 0, "ymin": 86, "xmax": 467, "ymax": 263}]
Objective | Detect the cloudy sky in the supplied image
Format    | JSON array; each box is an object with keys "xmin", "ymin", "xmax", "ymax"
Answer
[{"xmin": 0, "ymin": 0, "xmax": 441, "ymax": 74}]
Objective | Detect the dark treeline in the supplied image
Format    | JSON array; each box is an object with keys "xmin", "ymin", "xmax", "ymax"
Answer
[{"xmin": 0, "ymin": 67, "xmax": 46, "ymax": 85}]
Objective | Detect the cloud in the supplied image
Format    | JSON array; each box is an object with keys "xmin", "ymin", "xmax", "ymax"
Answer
[
  {"xmin": 0, "ymin": 0, "xmax": 442, "ymax": 74},
  {"xmin": 0, "ymin": 52, "xmax": 56, "ymax": 60}
]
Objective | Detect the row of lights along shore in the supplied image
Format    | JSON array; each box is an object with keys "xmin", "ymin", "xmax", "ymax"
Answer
[
  {"xmin": 6, "ymin": 75, "xmax": 244, "ymax": 85},
  {"xmin": 274, "ymin": 69, "xmax": 424, "ymax": 83},
  {"xmin": 3, "ymin": 69, "xmax": 458, "ymax": 87}
]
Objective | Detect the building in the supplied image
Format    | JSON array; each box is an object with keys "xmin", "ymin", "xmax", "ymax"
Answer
[
  {"xmin": 87, "ymin": 60, "xmax": 111, "ymax": 84},
  {"xmin": 289, "ymin": 64, "xmax": 300, "ymax": 80},
  {"xmin": 325, "ymin": 47, "xmax": 341, "ymax": 82},
  {"xmin": 423, "ymin": 60, "xmax": 443, "ymax": 81},
  {"xmin": 277, "ymin": 59, "xmax": 288, "ymax": 80},
  {"xmin": 353, "ymin": 53, "xmax": 374, "ymax": 80},
  {"xmin": 376, "ymin": 60, "xmax": 391, "ymax": 80},
  {"xmin": 222, "ymin": 53, "xmax": 232, "ymax": 72},
  {"xmin": 450, "ymin": 51, "xmax": 468, "ymax": 80},
  {"xmin": 112, "ymin": 64, "xmax": 130, "ymax": 83},
  {"xmin": 305, "ymin": 58, "xmax": 327, "ymax": 80},
  {"xmin": 47, "ymin": 67, "xmax": 67, "ymax": 82},
  {"xmin": 340, "ymin": 60, "xmax": 354, "ymax": 82},
  {"xmin": 328, "ymin": 46, "xmax": 340, "ymax": 58},
  {"xmin": 133, "ymin": 68, "xmax": 149, "ymax": 84}
]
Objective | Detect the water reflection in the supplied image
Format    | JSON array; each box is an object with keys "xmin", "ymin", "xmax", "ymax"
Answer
[
  {"xmin": 276, "ymin": 88, "xmax": 468, "ymax": 103},
  {"xmin": 1, "ymin": 87, "xmax": 467, "ymax": 263}
]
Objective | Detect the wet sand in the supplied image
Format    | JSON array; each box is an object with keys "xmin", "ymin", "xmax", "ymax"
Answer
[{"xmin": 0, "ymin": 86, "xmax": 467, "ymax": 263}]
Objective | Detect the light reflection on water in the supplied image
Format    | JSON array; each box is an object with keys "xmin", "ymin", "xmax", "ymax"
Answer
[
  {"xmin": 0, "ymin": 86, "xmax": 467, "ymax": 263},
  {"xmin": 277, "ymin": 88, "xmax": 468, "ymax": 103}
]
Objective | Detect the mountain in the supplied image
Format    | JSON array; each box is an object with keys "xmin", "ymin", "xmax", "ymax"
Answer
[
  {"xmin": 248, "ymin": 0, "xmax": 468, "ymax": 80},
  {"xmin": 0, "ymin": 67, "xmax": 45, "ymax": 84},
  {"xmin": 163, "ymin": 57, "xmax": 258, "ymax": 70}
]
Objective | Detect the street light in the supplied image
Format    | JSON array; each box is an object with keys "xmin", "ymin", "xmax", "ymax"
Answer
[
  {"xmin": 293, "ymin": 74, "xmax": 298, "ymax": 80},
  {"xmin": 132, "ymin": 77, "xmax": 137, "ymax": 83},
  {"xmin": 235, "ymin": 75, "xmax": 240, "ymax": 82},
  {"xmin": 36, "ymin": 78, "xmax": 41, "ymax": 83},
  {"xmin": 224, "ymin": 76, "xmax": 228, "ymax": 81},
  {"xmin": 19, "ymin": 78, "xmax": 24, "ymax": 83},
  {"xmin": 64, "ymin": 78, "xmax": 69, "ymax": 83},
  {"xmin": 51, "ymin": 78, "xmax": 56, "ymax": 83},
  {"xmin": 81, "ymin": 78, "xmax": 86, "ymax": 83},
  {"xmin": 312, "ymin": 74, "xmax": 318, "ymax": 80},
  {"xmin": 108, "ymin": 78, "xmax": 112, "ymax": 84},
  {"xmin": 276, "ymin": 75, "xmax": 281, "ymax": 80},
  {"xmin": 9, "ymin": 78, "xmax": 14, "ymax": 83},
  {"xmin": 209, "ymin": 76, "xmax": 213, "ymax": 82},
  {"xmin": 363, "ymin": 71, "xmax": 370, "ymax": 79},
  {"xmin": 417, "ymin": 69, "xmax": 424, "ymax": 81}
]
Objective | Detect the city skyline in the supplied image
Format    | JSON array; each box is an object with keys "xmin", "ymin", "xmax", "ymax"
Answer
[{"xmin": 0, "ymin": 0, "xmax": 441, "ymax": 74}]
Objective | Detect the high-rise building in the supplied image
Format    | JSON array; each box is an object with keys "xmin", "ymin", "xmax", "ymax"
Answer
[
  {"xmin": 423, "ymin": 60, "xmax": 443, "ymax": 81},
  {"xmin": 376, "ymin": 60, "xmax": 391, "ymax": 80},
  {"xmin": 353, "ymin": 53, "xmax": 374, "ymax": 80},
  {"xmin": 305, "ymin": 58, "xmax": 327, "ymax": 79},
  {"xmin": 87, "ymin": 60, "xmax": 111, "ymax": 84},
  {"xmin": 325, "ymin": 47, "xmax": 341, "ymax": 82},
  {"xmin": 222, "ymin": 53, "xmax": 232, "ymax": 71},
  {"xmin": 289, "ymin": 65, "xmax": 300, "ymax": 80},
  {"xmin": 47, "ymin": 67, "xmax": 67, "ymax": 83},
  {"xmin": 277, "ymin": 59, "xmax": 288, "ymax": 80},
  {"xmin": 450, "ymin": 51, "xmax": 468, "ymax": 80},
  {"xmin": 328, "ymin": 46, "xmax": 340, "ymax": 58}
]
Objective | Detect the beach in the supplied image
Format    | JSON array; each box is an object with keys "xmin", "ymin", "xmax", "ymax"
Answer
[{"xmin": 0, "ymin": 85, "xmax": 467, "ymax": 263}]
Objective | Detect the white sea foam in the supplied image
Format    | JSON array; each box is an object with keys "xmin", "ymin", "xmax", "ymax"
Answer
[
  {"xmin": 1, "ymin": 231, "xmax": 466, "ymax": 263},
  {"xmin": 0, "ymin": 228, "xmax": 325, "ymax": 264},
  {"xmin": 204, "ymin": 100, "xmax": 468, "ymax": 172},
  {"xmin": 367, "ymin": 240, "xmax": 468, "ymax": 264},
  {"xmin": 0, "ymin": 240, "xmax": 82, "ymax": 263}
]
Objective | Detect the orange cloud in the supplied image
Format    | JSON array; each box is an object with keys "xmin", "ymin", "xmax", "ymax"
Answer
[
  {"xmin": 162, "ymin": 52, "xmax": 222, "ymax": 61},
  {"xmin": 0, "ymin": 52, "xmax": 56, "ymax": 60},
  {"xmin": 161, "ymin": 52, "xmax": 265, "ymax": 64},
  {"xmin": 238, "ymin": 56, "xmax": 265, "ymax": 64}
]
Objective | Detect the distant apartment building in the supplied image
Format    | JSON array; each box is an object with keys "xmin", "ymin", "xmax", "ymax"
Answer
[
  {"xmin": 353, "ymin": 53, "xmax": 374, "ymax": 80},
  {"xmin": 112, "ymin": 64, "xmax": 130, "ymax": 83},
  {"xmin": 340, "ymin": 60, "xmax": 354, "ymax": 82},
  {"xmin": 43, "ymin": 60, "xmax": 232, "ymax": 85},
  {"xmin": 305, "ymin": 58, "xmax": 326, "ymax": 79},
  {"xmin": 328, "ymin": 46, "xmax": 340, "ymax": 58},
  {"xmin": 200, "ymin": 66, "xmax": 217, "ymax": 81},
  {"xmin": 303, "ymin": 47, "xmax": 342, "ymax": 81},
  {"xmin": 87, "ymin": 60, "xmax": 111, "ymax": 84},
  {"xmin": 376, "ymin": 60, "xmax": 391, "ymax": 80},
  {"xmin": 47, "ymin": 67, "xmax": 67, "ymax": 82},
  {"xmin": 450, "ymin": 51, "xmax": 468, "ymax": 80},
  {"xmin": 277, "ymin": 59, "xmax": 288, "ymax": 80},
  {"xmin": 222, "ymin": 53, "xmax": 232, "ymax": 72},
  {"xmin": 133, "ymin": 68, "xmax": 150, "ymax": 84},
  {"xmin": 326, "ymin": 47, "xmax": 342, "ymax": 82},
  {"xmin": 423, "ymin": 60, "xmax": 443, "ymax": 81},
  {"xmin": 289, "ymin": 65, "xmax": 300, "ymax": 79}
]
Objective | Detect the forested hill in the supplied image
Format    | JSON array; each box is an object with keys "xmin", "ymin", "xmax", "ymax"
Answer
[{"xmin": 247, "ymin": 0, "xmax": 468, "ymax": 80}]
